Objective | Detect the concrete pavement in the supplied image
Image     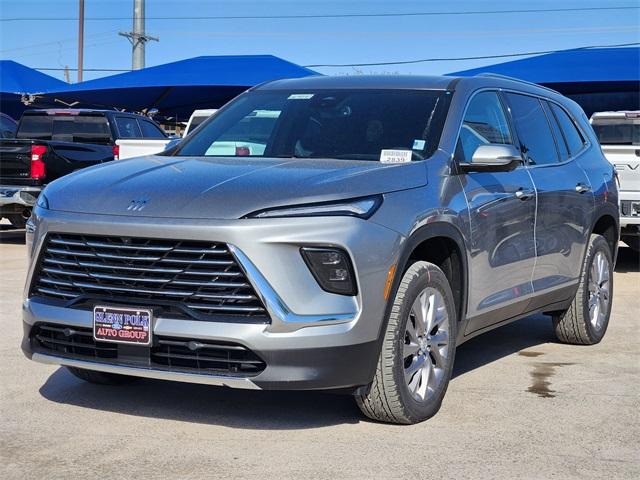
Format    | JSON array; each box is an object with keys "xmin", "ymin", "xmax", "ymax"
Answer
[{"xmin": 1, "ymin": 226, "xmax": 638, "ymax": 479}]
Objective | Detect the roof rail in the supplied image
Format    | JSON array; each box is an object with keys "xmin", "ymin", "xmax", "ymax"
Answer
[{"xmin": 474, "ymin": 73, "xmax": 560, "ymax": 94}]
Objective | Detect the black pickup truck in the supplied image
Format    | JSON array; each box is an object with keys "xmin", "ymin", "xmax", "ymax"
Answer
[{"xmin": 0, "ymin": 109, "xmax": 166, "ymax": 227}]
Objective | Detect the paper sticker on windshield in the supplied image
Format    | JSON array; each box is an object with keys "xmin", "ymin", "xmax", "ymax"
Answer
[
  {"xmin": 412, "ymin": 139, "xmax": 426, "ymax": 150},
  {"xmin": 380, "ymin": 149, "xmax": 412, "ymax": 164},
  {"xmin": 288, "ymin": 93, "xmax": 314, "ymax": 100}
]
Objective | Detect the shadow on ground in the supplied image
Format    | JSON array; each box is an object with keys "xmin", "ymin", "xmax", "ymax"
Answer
[
  {"xmin": 33, "ymin": 244, "xmax": 636, "ymax": 429},
  {"xmin": 38, "ymin": 314, "xmax": 556, "ymax": 429},
  {"xmin": 615, "ymin": 244, "xmax": 639, "ymax": 273},
  {"xmin": 0, "ymin": 225, "xmax": 25, "ymax": 245}
]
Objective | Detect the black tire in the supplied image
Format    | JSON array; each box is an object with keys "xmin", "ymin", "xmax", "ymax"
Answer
[
  {"xmin": 356, "ymin": 261, "xmax": 457, "ymax": 424},
  {"xmin": 66, "ymin": 366, "xmax": 134, "ymax": 385},
  {"xmin": 6, "ymin": 214, "xmax": 26, "ymax": 228},
  {"xmin": 552, "ymin": 234, "xmax": 613, "ymax": 345},
  {"xmin": 622, "ymin": 235, "xmax": 639, "ymax": 253}
]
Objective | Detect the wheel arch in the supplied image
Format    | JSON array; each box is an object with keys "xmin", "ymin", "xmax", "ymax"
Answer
[
  {"xmin": 590, "ymin": 205, "xmax": 620, "ymax": 260},
  {"xmin": 380, "ymin": 222, "xmax": 469, "ymax": 338}
]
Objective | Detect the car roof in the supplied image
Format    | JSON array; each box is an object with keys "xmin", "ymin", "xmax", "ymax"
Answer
[
  {"xmin": 591, "ymin": 111, "xmax": 640, "ymax": 119},
  {"xmin": 23, "ymin": 108, "xmax": 141, "ymax": 116},
  {"xmin": 257, "ymin": 75, "xmax": 459, "ymax": 91}
]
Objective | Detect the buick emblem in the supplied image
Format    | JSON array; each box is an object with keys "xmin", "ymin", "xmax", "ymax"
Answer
[{"xmin": 127, "ymin": 199, "xmax": 148, "ymax": 211}]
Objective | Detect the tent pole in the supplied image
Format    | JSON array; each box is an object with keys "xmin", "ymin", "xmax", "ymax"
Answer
[{"xmin": 77, "ymin": 0, "xmax": 84, "ymax": 82}]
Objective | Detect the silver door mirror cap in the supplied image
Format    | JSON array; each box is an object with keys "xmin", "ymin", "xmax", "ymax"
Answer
[{"xmin": 459, "ymin": 144, "xmax": 523, "ymax": 173}]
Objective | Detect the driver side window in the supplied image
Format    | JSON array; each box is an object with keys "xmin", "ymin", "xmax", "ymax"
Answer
[{"xmin": 455, "ymin": 91, "xmax": 512, "ymax": 163}]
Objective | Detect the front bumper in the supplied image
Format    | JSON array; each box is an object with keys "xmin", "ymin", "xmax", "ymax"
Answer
[
  {"xmin": 22, "ymin": 208, "xmax": 402, "ymax": 390},
  {"xmin": 619, "ymin": 192, "xmax": 640, "ymax": 226},
  {"xmin": 0, "ymin": 185, "xmax": 41, "ymax": 209}
]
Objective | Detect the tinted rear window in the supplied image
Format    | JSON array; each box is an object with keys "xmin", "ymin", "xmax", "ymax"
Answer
[
  {"xmin": 550, "ymin": 103, "xmax": 585, "ymax": 155},
  {"xmin": 591, "ymin": 118, "xmax": 640, "ymax": 145},
  {"xmin": 17, "ymin": 114, "xmax": 111, "ymax": 143}
]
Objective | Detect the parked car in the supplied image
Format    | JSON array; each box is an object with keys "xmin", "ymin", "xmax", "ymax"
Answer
[
  {"xmin": 591, "ymin": 111, "xmax": 639, "ymax": 251},
  {"xmin": 22, "ymin": 75, "xmax": 618, "ymax": 424},
  {"xmin": 183, "ymin": 109, "xmax": 217, "ymax": 137},
  {"xmin": 0, "ymin": 109, "xmax": 166, "ymax": 226},
  {"xmin": 0, "ymin": 112, "xmax": 18, "ymax": 139}
]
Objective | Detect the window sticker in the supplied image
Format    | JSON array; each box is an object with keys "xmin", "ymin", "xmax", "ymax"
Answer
[
  {"xmin": 287, "ymin": 93, "xmax": 315, "ymax": 100},
  {"xmin": 380, "ymin": 149, "xmax": 413, "ymax": 164},
  {"xmin": 412, "ymin": 139, "xmax": 426, "ymax": 150}
]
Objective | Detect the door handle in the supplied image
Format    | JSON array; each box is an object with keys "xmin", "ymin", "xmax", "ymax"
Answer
[
  {"xmin": 575, "ymin": 183, "xmax": 591, "ymax": 194},
  {"xmin": 514, "ymin": 188, "xmax": 535, "ymax": 201}
]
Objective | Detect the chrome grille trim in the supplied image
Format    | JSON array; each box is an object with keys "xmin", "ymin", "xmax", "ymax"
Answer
[{"xmin": 31, "ymin": 233, "xmax": 269, "ymax": 321}]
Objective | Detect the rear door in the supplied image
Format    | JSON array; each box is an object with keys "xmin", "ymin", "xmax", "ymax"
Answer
[
  {"xmin": 455, "ymin": 91, "xmax": 537, "ymax": 333},
  {"xmin": 504, "ymin": 93, "xmax": 592, "ymax": 305}
]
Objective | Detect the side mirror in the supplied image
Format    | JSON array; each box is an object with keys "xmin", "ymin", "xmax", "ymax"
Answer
[{"xmin": 458, "ymin": 144, "xmax": 523, "ymax": 173}]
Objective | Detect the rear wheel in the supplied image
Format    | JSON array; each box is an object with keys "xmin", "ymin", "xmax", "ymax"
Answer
[
  {"xmin": 553, "ymin": 234, "xmax": 613, "ymax": 345},
  {"xmin": 356, "ymin": 261, "xmax": 457, "ymax": 424},
  {"xmin": 67, "ymin": 367, "xmax": 135, "ymax": 385}
]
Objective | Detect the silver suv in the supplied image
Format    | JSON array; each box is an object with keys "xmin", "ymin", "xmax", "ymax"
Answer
[{"xmin": 22, "ymin": 75, "xmax": 618, "ymax": 424}]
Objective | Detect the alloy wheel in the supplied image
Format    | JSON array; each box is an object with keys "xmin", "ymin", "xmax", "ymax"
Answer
[
  {"xmin": 403, "ymin": 287, "xmax": 450, "ymax": 402},
  {"xmin": 588, "ymin": 251, "xmax": 611, "ymax": 331}
]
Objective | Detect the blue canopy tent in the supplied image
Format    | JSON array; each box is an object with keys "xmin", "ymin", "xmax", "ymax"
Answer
[
  {"xmin": 0, "ymin": 60, "xmax": 67, "ymax": 119},
  {"xmin": 449, "ymin": 47, "xmax": 640, "ymax": 116},
  {"xmin": 43, "ymin": 55, "xmax": 319, "ymax": 120}
]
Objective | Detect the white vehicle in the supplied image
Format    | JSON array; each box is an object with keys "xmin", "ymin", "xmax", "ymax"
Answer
[
  {"xmin": 116, "ymin": 138, "xmax": 173, "ymax": 159},
  {"xmin": 184, "ymin": 109, "xmax": 218, "ymax": 137},
  {"xmin": 591, "ymin": 111, "xmax": 640, "ymax": 251}
]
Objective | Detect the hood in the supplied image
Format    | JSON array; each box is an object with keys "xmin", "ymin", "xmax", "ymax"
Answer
[{"xmin": 44, "ymin": 155, "xmax": 428, "ymax": 219}]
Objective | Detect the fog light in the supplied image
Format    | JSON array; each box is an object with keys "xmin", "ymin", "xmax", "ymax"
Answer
[{"xmin": 301, "ymin": 247, "xmax": 357, "ymax": 296}]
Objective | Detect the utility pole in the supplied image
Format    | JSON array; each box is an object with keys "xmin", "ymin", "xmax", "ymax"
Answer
[
  {"xmin": 77, "ymin": 0, "xmax": 84, "ymax": 82},
  {"xmin": 119, "ymin": 0, "xmax": 158, "ymax": 70}
]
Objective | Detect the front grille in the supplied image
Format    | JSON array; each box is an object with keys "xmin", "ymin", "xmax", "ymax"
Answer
[
  {"xmin": 31, "ymin": 323, "xmax": 266, "ymax": 376},
  {"xmin": 30, "ymin": 233, "xmax": 268, "ymax": 321}
]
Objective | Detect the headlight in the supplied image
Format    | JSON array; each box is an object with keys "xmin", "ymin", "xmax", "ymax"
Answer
[
  {"xmin": 301, "ymin": 247, "xmax": 357, "ymax": 296},
  {"xmin": 247, "ymin": 196, "xmax": 382, "ymax": 219},
  {"xmin": 35, "ymin": 192, "xmax": 49, "ymax": 210}
]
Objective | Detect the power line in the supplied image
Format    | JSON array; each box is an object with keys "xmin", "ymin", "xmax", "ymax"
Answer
[
  {"xmin": 304, "ymin": 42, "xmax": 640, "ymax": 68},
  {"xmin": 35, "ymin": 67, "xmax": 130, "ymax": 72},
  {"xmin": 32, "ymin": 41, "xmax": 640, "ymax": 73},
  {"xmin": 1, "ymin": 5, "xmax": 638, "ymax": 21}
]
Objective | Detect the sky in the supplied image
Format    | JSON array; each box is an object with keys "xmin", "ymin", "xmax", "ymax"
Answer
[{"xmin": 1, "ymin": 0, "xmax": 639, "ymax": 82}]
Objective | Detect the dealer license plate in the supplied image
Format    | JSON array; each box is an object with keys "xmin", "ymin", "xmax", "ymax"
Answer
[{"xmin": 93, "ymin": 306, "xmax": 152, "ymax": 345}]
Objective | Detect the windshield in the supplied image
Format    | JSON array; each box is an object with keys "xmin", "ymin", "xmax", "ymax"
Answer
[
  {"xmin": 591, "ymin": 118, "xmax": 640, "ymax": 146},
  {"xmin": 176, "ymin": 89, "xmax": 451, "ymax": 161}
]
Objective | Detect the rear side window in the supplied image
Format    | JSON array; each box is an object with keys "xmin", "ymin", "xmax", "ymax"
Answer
[
  {"xmin": 455, "ymin": 91, "xmax": 512, "ymax": 163},
  {"xmin": 139, "ymin": 120, "xmax": 166, "ymax": 138},
  {"xmin": 504, "ymin": 93, "xmax": 559, "ymax": 166},
  {"xmin": 115, "ymin": 116, "xmax": 142, "ymax": 138},
  {"xmin": 550, "ymin": 103, "xmax": 585, "ymax": 156},
  {"xmin": 543, "ymin": 102, "xmax": 569, "ymax": 162}
]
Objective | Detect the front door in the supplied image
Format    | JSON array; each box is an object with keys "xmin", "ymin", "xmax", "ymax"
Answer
[{"xmin": 455, "ymin": 91, "xmax": 537, "ymax": 334}]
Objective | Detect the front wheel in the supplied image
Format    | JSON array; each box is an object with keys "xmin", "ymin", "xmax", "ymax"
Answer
[
  {"xmin": 356, "ymin": 261, "xmax": 457, "ymax": 424},
  {"xmin": 552, "ymin": 234, "xmax": 613, "ymax": 345}
]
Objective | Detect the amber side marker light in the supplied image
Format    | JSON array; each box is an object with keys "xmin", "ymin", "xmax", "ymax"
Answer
[{"xmin": 383, "ymin": 264, "xmax": 397, "ymax": 300}]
